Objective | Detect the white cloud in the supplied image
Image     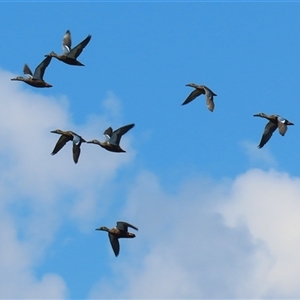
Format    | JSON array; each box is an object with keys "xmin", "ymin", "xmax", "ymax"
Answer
[
  {"xmin": 241, "ymin": 140, "xmax": 278, "ymax": 167},
  {"xmin": 0, "ymin": 214, "xmax": 68, "ymax": 299},
  {"xmin": 220, "ymin": 168, "xmax": 300, "ymax": 298},
  {"xmin": 90, "ymin": 169, "xmax": 300, "ymax": 299}
]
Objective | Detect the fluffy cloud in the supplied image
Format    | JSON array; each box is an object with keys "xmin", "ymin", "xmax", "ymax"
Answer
[
  {"xmin": 0, "ymin": 215, "xmax": 67, "ymax": 299},
  {"xmin": 220, "ymin": 168, "xmax": 300, "ymax": 298},
  {"xmin": 90, "ymin": 169, "xmax": 300, "ymax": 299},
  {"xmin": 241, "ymin": 140, "xmax": 278, "ymax": 167}
]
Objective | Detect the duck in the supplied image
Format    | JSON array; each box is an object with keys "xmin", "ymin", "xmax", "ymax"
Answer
[
  {"xmin": 45, "ymin": 30, "xmax": 91, "ymax": 66},
  {"xmin": 96, "ymin": 221, "xmax": 138, "ymax": 257},
  {"xmin": 11, "ymin": 56, "xmax": 52, "ymax": 88},
  {"xmin": 87, "ymin": 123, "xmax": 135, "ymax": 153},
  {"xmin": 50, "ymin": 129, "xmax": 86, "ymax": 163},
  {"xmin": 253, "ymin": 112, "xmax": 294, "ymax": 148},
  {"xmin": 182, "ymin": 83, "xmax": 217, "ymax": 112}
]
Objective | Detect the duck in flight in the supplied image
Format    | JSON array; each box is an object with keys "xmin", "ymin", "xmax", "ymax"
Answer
[
  {"xmin": 96, "ymin": 221, "xmax": 138, "ymax": 257},
  {"xmin": 11, "ymin": 56, "xmax": 52, "ymax": 88},
  {"xmin": 253, "ymin": 113, "xmax": 294, "ymax": 148},
  {"xmin": 50, "ymin": 129, "xmax": 86, "ymax": 164},
  {"xmin": 87, "ymin": 123, "xmax": 135, "ymax": 153},
  {"xmin": 45, "ymin": 30, "xmax": 92, "ymax": 66},
  {"xmin": 182, "ymin": 83, "xmax": 217, "ymax": 112}
]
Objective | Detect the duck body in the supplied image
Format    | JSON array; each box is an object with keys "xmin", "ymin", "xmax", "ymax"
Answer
[
  {"xmin": 87, "ymin": 123, "xmax": 135, "ymax": 153},
  {"xmin": 11, "ymin": 77, "xmax": 52, "ymax": 88},
  {"xmin": 182, "ymin": 83, "xmax": 217, "ymax": 112},
  {"xmin": 96, "ymin": 221, "xmax": 138, "ymax": 257},
  {"xmin": 50, "ymin": 129, "xmax": 86, "ymax": 163},
  {"xmin": 45, "ymin": 30, "xmax": 91, "ymax": 66},
  {"xmin": 49, "ymin": 53, "xmax": 85, "ymax": 66},
  {"xmin": 90, "ymin": 140, "xmax": 126, "ymax": 153},
  {"xmin": 253, "ymin": 112, "xmax": 294, "ymax": 148},
  {"xmin": 11, "ymin": 56, "xmax": 52, "ymax": 88}
]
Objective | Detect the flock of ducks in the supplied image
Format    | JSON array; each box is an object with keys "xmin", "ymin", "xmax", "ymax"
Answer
[
  {"xmin": 10, "ymin": 29, "xmax": 294, "ymax": 257},
  {"xmin": 181, "ymin": 84, "xmax": 294, "ymax": 149},
  {"xmin": 10, "ymin": 30, "xmax": 137, "ymax": 257}
]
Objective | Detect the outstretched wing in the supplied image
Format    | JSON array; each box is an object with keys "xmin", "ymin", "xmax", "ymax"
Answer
[
  {"xmin": 108, "ymin": 233, "xmax": 120, "ymax": 257},
  {"xmin": 116, "ymin": 221, "xmax": 138, "ymax": 232},
  {"xmin": 257, "ymin": 121, "xmax": 278, "ymax": 148},
  {"xmin": 23, "ymin": 64, "xmax": 33, "ymax": 76},
  {"xmin": 51, "ymin": 135, "xmax": 72, "ymax": 155},
  {"xmin": 103, "ymin": 127, "xmax": 113, "ymax": 140},
  {"xmin": 62, "ymin": 30, "xmax": 72, "ymax": 53},
  {"xmin": 205, "ymin": 96, "xmax": 215, "ymax": 112},
  {"xmin": 67, "ymin": 35, "xmax": 91, "ymax": 59},
  {"xmin": 72, "ymin": 143, "xmax": 81, "ymax": 164},
  {"xmin": 109, "ymin": 124, "xmax": 135, "ymax": 146},
  {"xmin": 277, "ymin": 119, "xmax": 288, "ymax": 136},
  {"xmin": 182, "ymin": 88, "xmax": 204, "ymax": 105},
  {"xmin": 33, "ymin": 56, "xmax": 52, "ymax": 80}
]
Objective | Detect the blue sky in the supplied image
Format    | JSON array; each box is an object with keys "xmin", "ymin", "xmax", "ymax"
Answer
[{"xmin": 1, "ymin": 2, "xmax": 300, "ymax": 299}]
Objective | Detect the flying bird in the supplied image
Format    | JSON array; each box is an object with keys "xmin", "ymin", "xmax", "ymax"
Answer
[
  {"xmin": 45, "ymin": 30, "xmax": 92, "ymax": 66},
  {"xmin": 253, "ymin": 112, "xmax": 294, "ymax": 148},
  {"xmin": 182, "ymin": 83, "xmax": 217, "ymax": 112},
  {"xmin": 87, "ymin": 123, "xmax": 135, "ymax": 153},
  {"xmin": 11, "ymin": 56, "xmax": 52, "ymax": 88},
  {"xmin": 50, "ymin": 129, "xmax": 86, "ymax": 163},
  {"xmin": 96, "ymin": 221, "xmax": 138, "ymax": 257}
]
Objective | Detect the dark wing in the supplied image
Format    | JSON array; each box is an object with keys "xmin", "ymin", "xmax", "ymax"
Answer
[
  {"xmin": 202, "ymin": 86, "xmax": 216, "ymax": 112},
  {"xmin": 116, "ymin": 221, "xmax": 138, "ymax": 232},
  {"xmin": 23, "ymin": 64, "xmax": 33, "ymax": 76},
  {"xmin": 72, "ymin": 143, "xmax": 81, "ymax": 164},
  {"xmin": 67, "ymin": 35, "xmax": 91, "ymax": 59},
  {"xmin": 182, "ymin": 88, "xmax": 205, "ymax": 105},
  {"xmin": 109, "ymin": 124, "xmax": 135, "ymax": 146},
  {"xmin": 257, "ymin": 121, "xmax": 278, "ymax": 148},
  {"xmin": 33, "ymin": 56, "xmax": 52, "ymax": 80},
  {"xmin": 62, "ymin": 30, "xmax": 72, "ymax": 53},
  {"xmin": 206, "ymin": 97, "xmax": 215, "ymax": 112},
  {"xmin": 277, "ymin": 120, "xmax": 288, "ymax": 136},
  {"xmin": 51, "ymin": 135, "xmax": 72, "ymax": 155},
  {"xmin": 108, "ymin": 233, "xmax": 120, "ymax": 257},
  {"xmin": 103, "ymin": 127, "xmax": 113, "ymax": 138}
]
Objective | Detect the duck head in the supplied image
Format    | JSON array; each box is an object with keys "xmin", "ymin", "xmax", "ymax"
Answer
[
  {"xmin": 45, "ymin": 51, "xmax": 57, "ymax": 58},
  {"xmin": 253, "ymin": 113, "xmax": 264, "ymax": 117},
  {"xmin": 51, "ymin": 129, "xmax": 64, "ymax": 134},
  {"xmin": 87, "ymin": 139, "xmax": 100, "ymax": 144},
  {"xmin": 95, "ymin": 226, "xmax": 109, "ymax": 232},
  {"xmin": 185, "ymin": 83, "xmax": 197, "ymax": 88},
  {"xmin": 11, "ymin": 76, "xmax": 24, "ymax": 81}
]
